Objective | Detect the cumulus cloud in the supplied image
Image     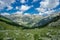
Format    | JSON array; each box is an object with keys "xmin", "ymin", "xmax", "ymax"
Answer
[
  {"xmin": 40, "ymin": 0, "xmax": 59, "ymax": 9},
  {"xmin": 24, "ymin": 13, "xmax": 31, "ymax": 16},
  {"xmin": 13, "ymin": 11, "xmax": 23, "ymax": 15},
  {"xmin": 36, "ymin": 8, "xmax": 47, "ymax": 13},
  {"xmin": 37, "ymin": 9, "xmax": 55, "ymax": 16},
  {"xmin": 44, "ymin": 10, "xmax": 55, "ymax": 14},
  {"xmin": 36, "ymin": 0, "xmax": 60, "ymax": 15},
  {"xmin": 0, "ymin": 13, "xmax": 10, "ymax": 16},
  {"xmin": 11, "ymin": 11, "xmax": 23, "ymax": 17},
  {"xmin": 7, "ymin": 6, "xmax": 13, "ymax": 10},
  {"xmin": 39, "ymin": 12, "xmax": 43, "ymax": 15},
  {"xmin": 0, "ymin": 0, "xmax": 15, "ymax": 9},
  {"xmin": 20, "ymin": 0, "xmax": 26, "ymax": 3},
  {"xmin": 32, "ymin": 0, "xmax": 38, "ymax": 2},
  {"xmin": 0, "ymin": 1, "xmax": 6, "ymax": 9},
  {"xmin": 20, "ymin": 5, "xmax": 31, "ymax": 11},
  {"xmin": 16, "ymin": 6, "xmax": 19, "ymax": 9}
]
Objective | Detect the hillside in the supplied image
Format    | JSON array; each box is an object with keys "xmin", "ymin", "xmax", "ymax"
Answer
[
  {"xmin": 3, "ymin": 13, "xmax": 60, "ymax": 28},
  {"xmin": 0, "ymin": 14, "xmax": 60, "ymax": 40},
  {"xmin": 4, "ymin": 14, "xmax": 44, "ymax": 27}
]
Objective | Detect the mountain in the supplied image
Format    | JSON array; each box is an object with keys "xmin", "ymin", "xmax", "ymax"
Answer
[
  {"xmin": 3, "ymin": 14, "xmax": 44, "ymax": 27},
  {"xmin": 0, "ymin": 15, "xmax": 25, "ymax": 30},
  {"xmin": 1, "ymin": 12, "xmax": 60, "ymax": 28},
  {"xmin": 33, "ymin": 13, "xmax": 60, "ymax": 27}
]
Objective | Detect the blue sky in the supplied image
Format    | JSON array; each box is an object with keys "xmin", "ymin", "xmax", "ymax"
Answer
[{"xmin": 0, "ymin": 0, "xmax": 60, "ymax": 15}]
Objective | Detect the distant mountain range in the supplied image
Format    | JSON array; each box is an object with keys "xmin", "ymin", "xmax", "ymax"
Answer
[
  {"xmin": 3, "ymin": 13, "xmax": 43, "ymax": 27},
  {"xmin": 0, "ymin": 12, "xmax": 60, "ymax": 28}
]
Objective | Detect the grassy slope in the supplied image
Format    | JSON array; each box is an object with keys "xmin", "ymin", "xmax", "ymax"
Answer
[{"xmin": 0, "ymin": 16, "xmax": 60, "ymax": 40}]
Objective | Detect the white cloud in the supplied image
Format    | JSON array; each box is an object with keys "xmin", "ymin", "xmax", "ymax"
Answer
[
  {"xmin": 16, "ymin": 6, "xmax": 19, "ymax": 9},
  {"xmin": 0, "ymin": 1, "xmax": 5, "ymax": 9},
  {"xmin": 20, "ymin": 5, "xmax": 31, "ymax": 11},
  {"xmin": 40, "ymin": 0, "xmax": 59, "ymax": 9},
  {"xmin": 36, "ymin": 8, "xmax": 47, "ymax": 13},
  {"xmin": 20, "ymin": 0, "xmax": 26, "ymax": 3},
  {"xmin": 36, "ymin": 0, "xmax": 59, "ymax": 15},
  {"xmin": 7, "ymin": 6, "xmax": 13, "ymax": 10},
  {"xmin": 0, "ymin": 0, "xmax": 15, "ymax": 9},
  {"xmin": 12, "ymin": 11, "xmax": 23, "ymax": 17},
  {"xmin": 40, "ymin": 0, "xmax": 49, "ymax": 8},
  {"xmin": 39, "ymin": 12, "xmax": 43, "ymax": 15},
  {"xmin": 37, "ymin": 10, "xmax": 55, "ymax": 16},
  {"xmin": 36, "ymin": 8, "xmax": 56, "ymax": 15},
  {"xmin": 32, "ymin": 0, "xmax": 38, "ymax": 2},
  {"xmin": 1, "ymin": 13, "xmax": 10, "ymax": 16},
  {"xmin": 13, "ymin": 11, "xmax": 23, "ymax": 15},
  {"xmin": 14, "ymin": 5, "xmax": 32, "ymax": 15},
  {"xmin": 44, "ymin": 10, "xmax": 55, "ymax": 14},
  {"xmin": 24, "ymin": 13, "xmax": 31, "ymax": 16}
]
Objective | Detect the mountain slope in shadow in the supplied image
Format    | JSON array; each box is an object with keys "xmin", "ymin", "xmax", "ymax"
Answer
[{"xmin": 33, "ymin": 13, "xmax": 60, "ymax": 28}]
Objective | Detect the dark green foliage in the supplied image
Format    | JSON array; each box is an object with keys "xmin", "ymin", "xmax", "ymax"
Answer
[
  {"xmin": 0, "ymin": 38, "xmax": 3, "ymax": 40},
  {"xmin": 34, "ymin": 34, "xmax": 39, "ymax": 40}
]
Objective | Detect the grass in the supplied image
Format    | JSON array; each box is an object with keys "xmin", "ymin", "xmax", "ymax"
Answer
[{"xmin": 0, "ymin": 21, "xmax": 60, "ymax": 40}]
